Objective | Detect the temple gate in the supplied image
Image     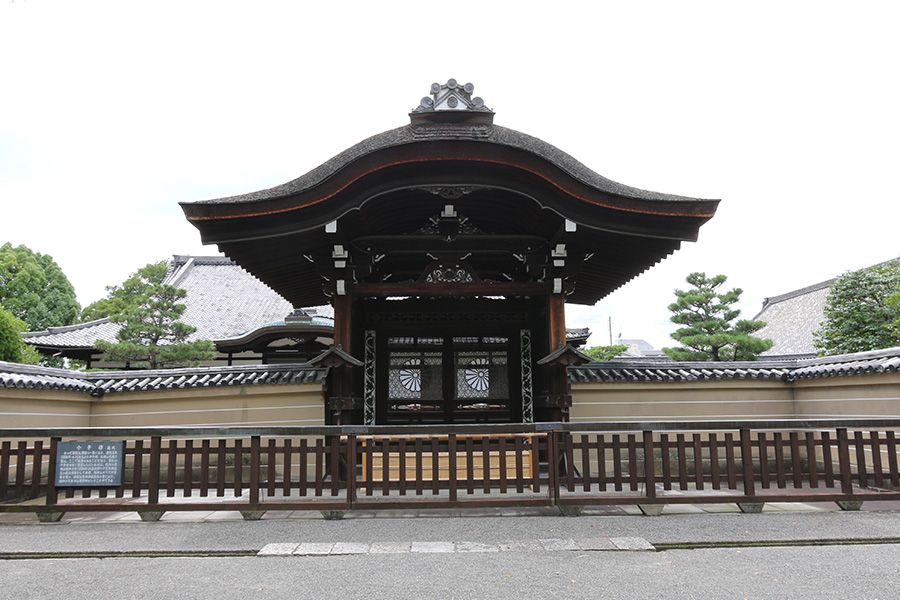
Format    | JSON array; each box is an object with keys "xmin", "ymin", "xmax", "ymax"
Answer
[{"xmin": 181, "ymin": 80, "xmax": 718, "ymax": 425}]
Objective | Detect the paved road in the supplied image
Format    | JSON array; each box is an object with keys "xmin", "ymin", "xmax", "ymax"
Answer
[
  {"xmin": 2, "ymin": 509, "xmax": 900, "ymax": 598},
  {"xmin": 3, "ymin": 509, "xmax": 900, "ymax": 554},
  {"xmin": 2, "ymin": 544, "xmax": 899, "ymax": 599}
]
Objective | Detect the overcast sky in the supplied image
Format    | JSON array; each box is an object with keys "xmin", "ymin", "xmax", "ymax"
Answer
[{"xmin": 2, "ymin": 1, "xmax": 898, "ymax": 349}]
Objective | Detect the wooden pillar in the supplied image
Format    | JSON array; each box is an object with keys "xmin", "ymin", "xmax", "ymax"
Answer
[
  {"xmin": 332, "ymin": 293, "xmax": 355, "ymax": 425},
  {"xmin": 333, "ymin": 293, "xmax": 353, "ymax": 351},
  {"xmin": 547, "ymin": 293, "xmax": 566, "ymax": 352},
  {"xmin": 541, "ymin": 293, "xmax": 570, "ymax": 422}
]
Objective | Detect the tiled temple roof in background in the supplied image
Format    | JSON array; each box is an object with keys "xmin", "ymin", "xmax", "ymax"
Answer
[
  {"xmin": 753, "ymin": 257, "xmax": 899, "ymax": 358},
  {"xmin": 753, "ymin": 280, "xmax": 831, "ymax": 358},
  {"xmin": 23, "ymin": 255, "xmax": 334, "ymax": 352}
]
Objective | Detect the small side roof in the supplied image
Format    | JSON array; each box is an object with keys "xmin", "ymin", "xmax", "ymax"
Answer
[{"xmin": 23, "ymin": 318, "xmax": 121, "ymax": 351}]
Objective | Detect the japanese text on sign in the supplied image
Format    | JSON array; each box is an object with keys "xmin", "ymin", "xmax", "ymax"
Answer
[{"xmin": 55, "ymin": 441, "xmax": 124, "ymax": 487}]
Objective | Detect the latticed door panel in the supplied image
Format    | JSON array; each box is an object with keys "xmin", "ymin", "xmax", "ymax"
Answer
[
  {"xmin": 453, "ymin": 344, "xmax": 511, "ymax": 422},
  {"xmin": 386, "ymin": 348, "xmax": 444, "ymax": 424},
  {"xmin": 380, "ymin": 335, "xmax": 517, "ymax": 424}
]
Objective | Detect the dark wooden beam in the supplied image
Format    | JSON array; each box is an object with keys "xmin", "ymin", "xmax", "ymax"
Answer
[
  {"xmin": 351, "ymin": 281, "xmax": 548, "ymax": 297},
  {"xmin": 352, "ymin": 234, "xmax": 546, "ymax": 255}
]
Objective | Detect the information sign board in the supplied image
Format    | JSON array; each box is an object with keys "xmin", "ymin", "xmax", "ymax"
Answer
[{"xmin": 55, "ymin": 441, "xmax": 124, "ymax": 487}]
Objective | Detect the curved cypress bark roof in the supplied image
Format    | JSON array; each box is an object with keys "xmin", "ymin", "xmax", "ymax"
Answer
[
  {"xmin": 184, "ymin": 124, "xmax": 713, "ymax": 211},
  {"xmin": 181, "ymin": 83, "xmax": 719, "ymax": 307}
]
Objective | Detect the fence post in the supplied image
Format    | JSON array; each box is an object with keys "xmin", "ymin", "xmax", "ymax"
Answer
[
  {"xmin": 637, "ymin": 430, "xmax": 663, "ymax": 516},
  {"xmin": 241, "ymin": 435, "xmax": 266, "ymax": 521},
  {"xmin": 250, "ymin": 435, "xmax": 260, "ymax": 503},
  {"xmin": 835, "ymin": 428, "xmax": 863, "ymax": 510},
  {"xmin": 740, "ymin": 429, "xmax": 756, "ymax": 496},
  {"xmin": 38, "ymin": 437, "xmax": 64, "ymax": 523},
  {"xmin": 448, "ymin": 434, "xmax": 458, "ymax": 503},
  {"xmin": 548, "ymin": 430, "xmax": 560, "ymax": 507},
  {"xmin": 45, "ymin": 437, "xmax": 60, "ymax": 508},
  {"xmin": 737, "ymin": 428, "xmax": 763, "ymax": 513},
  {"xmin": 346, "ymin": 434, "xmax": 357, "ymax": 507},
  {"xmin": 554, "ymin": 429, "xmax": 582, "ymax": 516},
  {"xmin": 837, "ymin": 428, "xmax": 853, "ymax": 494},
  {"xmin": 29, "ymin": 440, "xmax": 43, "ymax": 501},
  {"xmin": 139, "ymin": 435, "xmax": 165, "ymax": 522},
  {"xmin": 0, "ymin": 441, "xmax": 9, "ymax": 501},
  {"xmin": 643, "ymin": 430, "xmax": 657, "ymax": 499},
  {"xmin": 546, "ymin": 431, "xmax": 555, "ymax": 504}
]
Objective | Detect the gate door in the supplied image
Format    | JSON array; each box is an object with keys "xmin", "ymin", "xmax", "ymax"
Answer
[{"xmin": 382, "ymin": 335, "xmax": 514, "ymax": 424}]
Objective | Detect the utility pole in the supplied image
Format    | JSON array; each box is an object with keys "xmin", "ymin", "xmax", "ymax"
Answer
[{"xmin": 608, "ymin": 316, "xmax": 613, "ymax": 346}]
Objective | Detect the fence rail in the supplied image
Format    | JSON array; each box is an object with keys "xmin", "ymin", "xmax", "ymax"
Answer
[{"xmin": 2, "ymin": 420, "xmax": 899, "ymax": 521}]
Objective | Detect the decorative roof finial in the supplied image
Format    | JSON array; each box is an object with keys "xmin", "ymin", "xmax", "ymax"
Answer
[{"xmin": 412, "ymin": 79, "xmax": 493, "ymax": 114}]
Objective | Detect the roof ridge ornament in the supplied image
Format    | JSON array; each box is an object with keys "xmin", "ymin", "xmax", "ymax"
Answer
[
  {"xmin": 413, "ymin": 79, "xmax": 492, "ymax": 114},
  {"xmin": 284, "ymin": 308, "xmax": 312, "ymax": 323},
  {"xmin": 409, "ymin": 79, "xmax": 494, "ymax": 130}
]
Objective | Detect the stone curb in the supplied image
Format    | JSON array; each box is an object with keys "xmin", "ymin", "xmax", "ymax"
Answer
[{"xmin": 258, "ymin": 537, "xmax": 655, "ymax": 556}]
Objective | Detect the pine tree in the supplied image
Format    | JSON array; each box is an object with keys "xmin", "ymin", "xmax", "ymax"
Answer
[
  {"xmin": 663, "ymin": 272, "xmax": 773, "ymax": 361},
  {"xmin": 93, "ymin": 262, "xmax": 216, "ymax": 369}
]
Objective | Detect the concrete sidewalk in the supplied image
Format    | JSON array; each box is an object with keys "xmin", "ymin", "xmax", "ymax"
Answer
[
  {"xmin": 4, "ymin": 492, "xmax": 897, "ymax": 526},
  {"xmin": 1, "ymin": 502, "xmax": 899, "ymax": 558}
]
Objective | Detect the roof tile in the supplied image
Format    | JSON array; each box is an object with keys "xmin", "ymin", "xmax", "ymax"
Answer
[
  {"xmin": 0, "ymin": 361, "xmax": 326, "ymax": 396},
  {"xmin": 3, "ymin": 347, "xmax": 899, "ymax": 397},
  {"xmin": 572, "ymin": 347, "xmax": 900, "ymax": 383}
]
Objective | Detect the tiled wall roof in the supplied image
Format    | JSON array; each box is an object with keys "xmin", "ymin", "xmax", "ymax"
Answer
[
  {"xmin": 3, "ymin": 348, "xmax": 899, "ymax": 398},
  {"xmin": 0, "ymin": 361, "xmax": 325, "ymax": 396},
  {"xmin": 570, "ymin": 347, "xmax": 900, "ymax": 383},
  {"xmin": 0, "ymin": 363, "xmax": 97, "ymax": 393},
  {"xmin": 570, "ymin": 362, "xmax": 791, "ymax": 383},
  {"xmin": 790, "ymin": 348, "xmax": 900, "ymax": 379}
]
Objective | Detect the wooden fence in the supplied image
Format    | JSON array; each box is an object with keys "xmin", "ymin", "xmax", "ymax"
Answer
[{"xmin": 2, "ymin": 420, "xmax": 899, "ymax": 521}]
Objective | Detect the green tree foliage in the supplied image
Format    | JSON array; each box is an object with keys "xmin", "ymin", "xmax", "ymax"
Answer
[
  {"xmin": 93, "ymin": 262, "xmax": 216, "ymax": 369},
  {"xmin": 0, "ymin": 307, "xmax": 40, "ymax": 364},
  {"xmin": 583, "ymin": 344, "xmax": 628, "ymax": 361},
  {"xmin": 0, "ymin": 243, "xmax": 80, "ymax": 331},
  {"xmin": 663, "ymin": 272, "xmax": 773, "ymax": 361},
  {"xmin": 80, "ymin": 274, "xmax": 150, "ymax": 321},
  {"xmin": 889, "ymin": 292, "xmax": 900, "ymax": 339},
  {"xmin": 813, "ymin": 260, "xmax": 900, "ymax": 356}
]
